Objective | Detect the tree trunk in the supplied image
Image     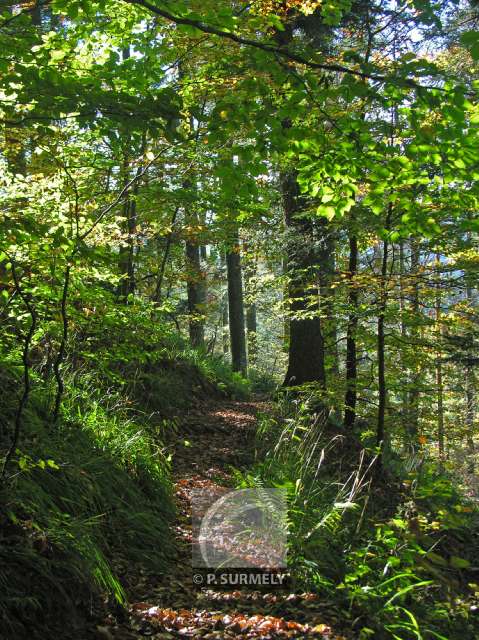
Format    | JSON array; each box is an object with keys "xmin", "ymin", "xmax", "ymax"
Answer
[
  {"xmin": 118, "ymin": 47, "xmax": 137, "ymax": 303},
  {"xmin": 344, "ymin": 218, "xmax": 358, "ymax": 428},
  {"xmin": 222, "ymin": 290, "xmax": 229, "ymax": 355},
  {"xmin": 2, "ymin": 1, "xmax": 43, "ymax": 174},
  {"xmin": 318, "ymin": 220, "xmax": 339, "ymax": 377},
  {"xmin": 226, "ymin": 229, "xmax": 247, "ymax": 376},
  {"xmin": 465, "ymin": 283, "xmax": 475, "ymax": 474},
  {"xmin": 246, "ymin": 303, "xmax": 257, "ymax": 365},
  {"xmin": 465, "ymin": 364, "xmax": 475, "ymax": 475},
  {"xmin": 220, "ymin": 252, "xmax": 229, "ymax": 355},
  {"xmin": 118, "ymin": 196, "xmax": 137, "ymax": 301},
  {"xmin": 244, "ymin": 247, "xmax": 258, "ymax": 366},
  {"xmin": 435, "ymin": 253, "xmax": 445, "ymax": 466},
  {"xmin": 377, "ymin": 206, "xmax": 391, "ymax": 448},
  {"xmin": 282, "ymin": 256, "xmax": 290, "ymax": 354},
  {"xmin": 398, "ymin": 240, "xmax": 410, "ymax": 435},
  {"xmin": 282, "ymin": 171, "xmax": 325, "ymax": 387},
  {"xmin": 184, "ymin": 175, "xmax": 205, "ymax": 349},
  {"xmin": 408, "ymin": 239, "xmax": 421, "ymax": 439},
  {"xmin": 186, "ymin": 238, "xmax": 205, "ymax": 349},
  {"xmin": 154, "ymin": 207, "xmax": 179, "ymax": 302}
]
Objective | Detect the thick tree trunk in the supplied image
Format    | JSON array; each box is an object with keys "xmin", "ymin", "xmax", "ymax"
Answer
[
  {"xmin": 282, "ymin": 171, "xmax": 325, "ymax": 387},
  {"xmin": 226, "ymin": 229, "xmax": 247, "ymax": 376},
  {"xmin": 344, "ymin": 219, "xmax": 358, "ymax": 428}
]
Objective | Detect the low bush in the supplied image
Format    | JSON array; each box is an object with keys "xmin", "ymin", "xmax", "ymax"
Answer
[
  {"xmin": 0, "ymin": 364, "xmax": 173, "ymax": 639},
  {"xmin": 238, "ymin": 388, "xmax": 479, "ymax": 640}
]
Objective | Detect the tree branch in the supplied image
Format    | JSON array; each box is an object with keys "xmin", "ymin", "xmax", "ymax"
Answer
[
  {"xmin": 122, "ymin": 0, "xmax": 410, "ymax": 86},
  {"xmin": 1, "ymin": 258, "xmax": 37, "ymax": 481}
]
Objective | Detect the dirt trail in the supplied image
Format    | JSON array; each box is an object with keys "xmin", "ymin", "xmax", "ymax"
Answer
[{"xmin": 100, "ymin": 400, "xmax": 346, "ymax": 639}]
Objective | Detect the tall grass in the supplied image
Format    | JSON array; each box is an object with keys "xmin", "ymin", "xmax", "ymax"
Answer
[
  {"xmin": 0, "ymin": 367, "xmax": 174, "ymax": 638},
  {"xmin": 0, "ymin": 321, "xmax": 254, "ymax": 638},
  {"xmin": 239, "ymin": 387, "xmax": 479, "ymax": 639}
]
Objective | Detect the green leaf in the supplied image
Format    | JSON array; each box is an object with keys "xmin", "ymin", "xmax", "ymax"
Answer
[
  {"xmin": 317, "ymin": 205, "xmax": 336, "ymax": 221},
  {"xmin": 50, "ymin": 49, "xmax": 67, "ymax": 62},
  {"xmin": 427, "ymin": 551, "xmax": 448, "ymax": 567},
  {"xmin": 449, "ymin": 555, "xmax": 470, "ymax": 569},
  {"xmin": 384, "ymin": 580, "xmax": 433, "ymax": 608},
  {"xmin": 460, "ymin": 31, "xmax": 479, "ymax": 47}
]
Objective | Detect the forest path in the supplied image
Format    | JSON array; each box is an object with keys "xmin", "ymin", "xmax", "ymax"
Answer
[{"xmin": 102, "ymin": 399, "xmax": 346, "ymax": 640}]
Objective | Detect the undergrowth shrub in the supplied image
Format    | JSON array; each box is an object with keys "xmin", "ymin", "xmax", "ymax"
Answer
[
  {"xmin": 0, "ymin": 304, "xmax": 251, "ymax": 638},
  {"xmin": 238, "ymin": 387, "xmax": 479, "ymax": 640},
  {"xmin": 0, "ymin": 364, "xmax": 174, "ymax": 639},
  {"xmin": 73, "ymin": 296, "xmax": 251, "ymax": 405}
]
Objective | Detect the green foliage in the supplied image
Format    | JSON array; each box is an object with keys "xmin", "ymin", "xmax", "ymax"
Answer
[
  {"xmin": 243, "ymin": 390, "xmax": 479, "ymax": 639},
  {"xmin": 0, "ymin": 364, "xmax": 174, "ymax": 637},
  {"xmin": 0, "ymin": 284, "xmax": 252, "ymax": 636},
  {"xmin": 1, "ymin": 0, "xmax": 479, "ymax": 636}
]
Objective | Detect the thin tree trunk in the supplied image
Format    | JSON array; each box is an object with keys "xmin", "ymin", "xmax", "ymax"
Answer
[
  {"xmin": 465, "ymin": 283, "xmax": 475, "ymax": 473},
  {"xmin": 344, "ymin": 216, "xmax": 358, "ymax": 428},
  {"xmin": 408, "ymin": 239, "xmax": 421, "ymax": 439},
  {"xmin": 246, "ymin": 303, "xmax": 257, "ymax": 365},
  {"xmin": 220, "ymin": 252, "xmax": 229, "ymax": 355},
  {"xmin": 118, "ymin": 47, "xmax": 138, "ymax": 302},
  {"xmin": 318, "ymin": 220, "xmax": 339, "ymax": 377},
  {"xmin": 465, "ymin": 363, "xmax": 475, "ymax": 475},
  {"xmin": 222, "ymin": 290, "xmax": 229, "ymax": 356},
  {"xmin": 184, "ymin": 175, "xmax": 205, "ymax": 349},
  {"xmin": 377, "ymin": 206, "xmax": 391, "ymax": 448},
  {"xmin": 118, "ymin": 194, "xmax": 137, "ymax": 301},
  {"xmin": 282, "ymin": 256, "xmax": 290, "ymax": 354},
  {"xmin": 1, "ymin": 260, "xmax": 37, "ymax": 481},
  {"xmin": 186, "ymin": 238, "xmax": 206, "ymax": 348},
  {"xmin": 53, "ymin": 264, "xmax": 70, "ymax": 423},
  {"xmin": 435, "ymin": 253, "xmax": 445, "ymax": 466},
  {"xmin": 244, "ymin": 246, "xmax": 258, "ymax": 366},
  {"xmin": 226, "ymin": 228, "xmax": 247, "ymax": 376},
  {"xmin": 154, "ymin": 207, "xmax": 179, "ymax": 302},
  {"xmin": 398, "ymin": 240, "xmax": 410, "ymax": 434}
]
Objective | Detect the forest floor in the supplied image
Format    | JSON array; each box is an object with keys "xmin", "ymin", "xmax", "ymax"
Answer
[{"xmin": 94, "ymin": 399, "xmax": 349, "ymax": 640}]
